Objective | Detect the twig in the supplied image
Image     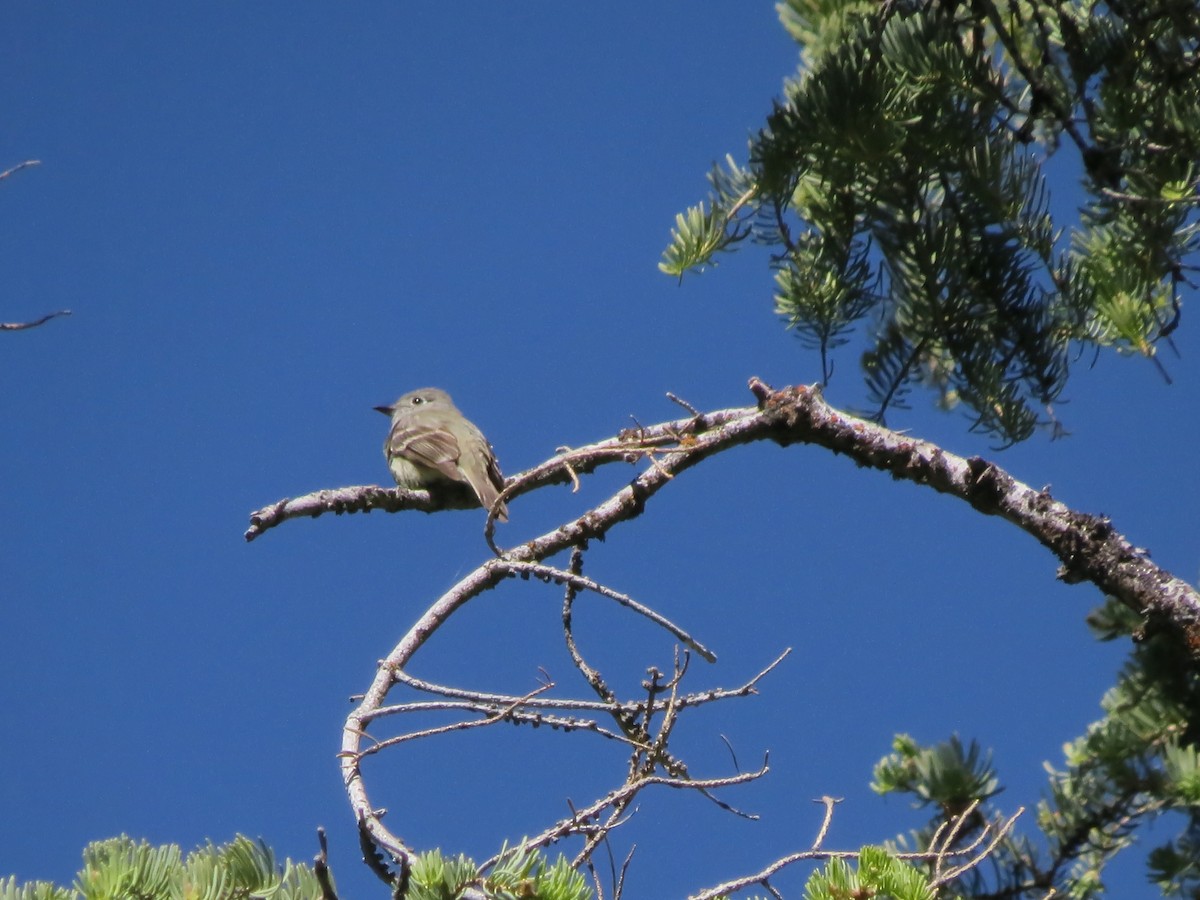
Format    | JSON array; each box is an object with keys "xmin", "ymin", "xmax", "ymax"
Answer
[
  {"xmin": 561, "ymin": 551, "xmax": 624, "ymax": 718},
  {"xmin": 690, "ymin": 847, "xmax": 863, "ymax": 900},
  {"xmin": 313, "ymin": 827, "xmax": 339, "ymax": 900},
  {"xmin": 811, "ymin": 796, "xmax": 842, "ymax": 850},
  {"xmin": 245, "ymin": 484, "xmax": 488, "ymax": 540},
  {"xmin": 929, "ymin": 798, "xmax": 981, "ymax": 880},
  {"xmin": 509, "ymin": 560, "xmax": 716, "ymax": 663},
  {"xmin": 0, "ymin": 159, "xmax": 40, "ymax": 182},
  {"xmin": 378, "ymin": 654, "xmax": 786, "ymax": 717},
  {"xmin": 361, "ymin": 702, "xmax": 641, "ymax": 752},
  {"xmin": 354, "ymin": 683, "xmax": 553, "ymax": 757},
  {"xmin": 0, "ymin": 162, "xmax": 64, "ymax": 338},
  {"xmin": 517, "ymin": 763, "xmax": 769, "ymax": 860},
  {"xmin": 933, "ymin": 806, "xmax": 1026, "ymax": 887},
  {"xmin": 614, "ymin": 843, "xmax": 635, "ymax": 900},
  {"xmin": 690, "ymin": 804, "xmax": 1024, "ymax": 900},
  {"xmin": 1, "ymin": 309, "xmax": 71, "ymax": 331}
]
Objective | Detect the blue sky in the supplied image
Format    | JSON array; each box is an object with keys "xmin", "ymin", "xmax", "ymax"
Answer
[{"xmin": 2, "ymin": 5, "xmax": 1197, "ymax": 898}]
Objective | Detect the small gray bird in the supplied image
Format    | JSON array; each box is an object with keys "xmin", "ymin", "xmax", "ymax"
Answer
[{"xmin": 374, "ymin": 388, "xmax": 508, "ymax": 521}]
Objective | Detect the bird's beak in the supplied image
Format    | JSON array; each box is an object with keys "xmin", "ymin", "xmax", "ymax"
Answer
[{"xmin": 373, "ymin": 405, "xmax": 394, "ymax": 416}]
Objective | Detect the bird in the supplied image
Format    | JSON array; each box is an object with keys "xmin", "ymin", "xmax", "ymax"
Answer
[{"xmin": 374, "ymin": 388, "xmax": 508, "ymax": 521}]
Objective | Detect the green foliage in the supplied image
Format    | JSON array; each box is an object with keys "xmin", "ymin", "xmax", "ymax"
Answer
[
  {"xmin": 659, "ymin": 156, "xmax": 756, "ymax": 279},
  {"xmin": 873, "ymin": 598, "xmax": 1200, "ymax": 898},
  {"xmin": 872, "ymin": 733, "xmax": 1001, "ymax": 817},
  {"xmin": 0, "ymin": 877, "xmax": 74, "ymax": 900},
  {"xmin": 3, "ymin": 835, "xmax": 327, "ymax": 900},
  {"xmin": 75, "ymin": 838, "xmax": 182, "ymax": 900},
  {"xmin": 662, "ymin": 0, "xmax": 1200, "ymax": 444},
  {"xmin": 4, "ymin": 838, "xmax": 592, "ymax": 900},
  {"xmin": 409, "ymin": 851, "xmax": 480, "ymax": 900},
  {"xmin": 803, "ymin": 847, "xmax": 933, "ymax": 900},
  {"xmin": 408, "ymin": 844, "xmax": 590, "ymax": 900},
  {"xmin": 484, "ymin": 844, "xmax": 588, "ymax": 900}
]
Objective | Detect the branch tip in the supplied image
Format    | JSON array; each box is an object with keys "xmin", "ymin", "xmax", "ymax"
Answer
[{"xmin": 748, "ymin": 376, "xmax": 773, "ymax": 405}]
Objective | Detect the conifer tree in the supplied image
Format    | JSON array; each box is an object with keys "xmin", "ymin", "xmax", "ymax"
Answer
[{"xmin": 663, "ymin": 0, "xmax": 1199, "ymax": 445}]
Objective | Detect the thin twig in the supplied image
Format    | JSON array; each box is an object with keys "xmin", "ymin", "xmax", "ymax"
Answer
[
  {"xmin": 930, "ymin": 798, "xmax": 981, "ymax": 880},
  {"xmin": 313, "ymin": 827, "xmax": 339, "ymax": 900},
  {"xmin": 519, "ymin": 764, "xmax": 770, "ymax": 859},
  {"xmin": 1, "ymin": 309, "xmax": 71, "ymax": 331},
  {"xmin": 691, "ymin": 805, "xmax": 1025, "ymax": 900},
  {"xmin": 666, "ymin": 391, "xmax": 702, "ymax": 417},
  {"xmin": 505, "ymin": 560, "xmax": 716, "ymax": 663},
  {"xmin": 354, "ymin": 683, "xmax": 553, "ymax": 758},
  {"xmin": 0, "ymin": 159, "xmax": 40, "ymax": 182},
  {"xmin": 933, "ymin": 806, "xmax": 1026, "ymax": 886},
  {"xmin": 811, "ymin": 796, "xmax": 842, "ymax": 850}
]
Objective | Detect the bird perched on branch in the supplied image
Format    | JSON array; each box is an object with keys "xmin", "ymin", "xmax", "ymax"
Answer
[{"xmin": 374, "ymin": 388, "xmax": 508, "ymax": 521}]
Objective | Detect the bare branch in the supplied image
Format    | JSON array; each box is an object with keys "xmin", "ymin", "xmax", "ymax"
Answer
[
  {"xmin": 1, "ymin": 309, "xmax": 71, "ymax": 331},
  {"xmin": 353, "ymin": 683, "xmax": 554, "ymax": 757},
  {"xmin": 245, "ymin": 404, "xmax": 749, "ymax": 541},
  {"xmin": 251, "ymin": 379, "xmax": 1200, "ymax": 648},
  {"xmin": 690, "ymin": 804, "xmax": 1025, "ymax": 900},
  {"xmin": 245, "ymin": 484, "xmax": 487, "ymax": 539},
  {"xmin": 932, "ymin": 806, "xmax": 1028, "ymax": 888},
  {"xmin": 665, "ymin": 391, "xmax": 702, "ymax": 417},
  {"xmin": 0, "ymin": 161, "xmax": 73, "ymax": 336},
  {"xmin": 516, "ymin": 559, "xmax": 715, "ymax": 662},
  {"xmin": 520, "ymin": 763, "xmax": 770, "ymax": 860},
  {"xmin": 929, "ymin": 798, "xmax": 982, "ymax": 881},
  {"xmin": 811, "ymin": 796, "xmax": 842, "ymax": 850},
  {"xmin": 0, "ymin": 159, "xmax": 40, "ymax": 182},
  {"xmin": 256, "ymin": 379, "xmax": 1198, "ymax": 891},
  {"xmin": 374, "ymin": 653, "xmax": 785, "ymax": 721},
  {"xmin": 312, "ymin": 827, "xmax": 339, "ymax": 900},
  {"xmin": 359, "ymin": 701, "xmax": 643, "ymax": 754}
]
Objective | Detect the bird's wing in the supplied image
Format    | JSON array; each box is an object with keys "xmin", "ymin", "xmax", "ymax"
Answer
[
  {"xmin": 389, "ymin": 424, "xmax": 464, "ymax": 483},
  {"xmin": 485, "ymin": 446, "xmax": 506, "ymax": 494},
  {"xmin": 452, "ymin": 434, "xmax": 507, "ymax": 522}
]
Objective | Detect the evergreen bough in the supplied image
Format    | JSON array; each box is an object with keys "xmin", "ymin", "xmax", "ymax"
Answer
[{"xmin": 662, "ymin": 0, "xmax": 1200, "ymax": 444}]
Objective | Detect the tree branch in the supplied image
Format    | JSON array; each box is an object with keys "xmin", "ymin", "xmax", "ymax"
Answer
[
  {"xmin": 690, "ymin": 803, "xmax": 1025, "ymax": 900},
  {"xmin": 0, "ymin": 159, "xmax": 40, "ymax": 182},
  {"xmin": 250, "ymin": 377, "xmax": 1200, "ymax": 892},
  {"xmin": 248, "ymin": 378, "xmax": 1200, "ymax": 648},
  {"xmin": 1, "ymin": 309, "xmax": 71, "ymax": 331}
]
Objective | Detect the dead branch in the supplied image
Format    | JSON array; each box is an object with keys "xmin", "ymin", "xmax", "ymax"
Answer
[
  {"xmin": 0, "ymin": 159, "xmax": 40, "ymax": 182},
  {"xmin": 248, "ymin": 378, "xmax": 1200, "ymax": 893},
  {"xmin": 248, "ymin": 378, "xmax": 1200, "ymax": 648},
  {"xmin": 1, "ymin": 160, "xmax": 73, "ymax": 334},
  {"xmin": 1, "ymin": 309, "xmax": 71, "ymax": 331},
  {"xmin": 689, "ymin": 804, "xmax": 1025, "ymax": 900}
]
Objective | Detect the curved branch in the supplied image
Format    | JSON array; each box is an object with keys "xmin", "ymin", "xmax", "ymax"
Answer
[
  {"xmin": 1, "ymin": 309, "xmax": 71, "ymax": 331},
  {"xmin": 0, "ymin": 159, "xmax": 40, "ymax": 182},
  {"xmin": 522, "ymin": 560, "xmax": 715, "ymax": 662},
  {"xmin": 249, "ymin": 378, "xmax": 1200, "ymax": 646},
  {"xmin": 1, "ymin": 161, "xmax": 73, "ymax": 335},
  {"xmin": 251, "ymin": 378, "xmax": 1200, "ymax": 891}
]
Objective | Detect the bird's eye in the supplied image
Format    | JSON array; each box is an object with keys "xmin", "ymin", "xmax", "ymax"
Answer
[{"xmin": 411, "ymin": 397, "xmax": 424, "ymax": 405}]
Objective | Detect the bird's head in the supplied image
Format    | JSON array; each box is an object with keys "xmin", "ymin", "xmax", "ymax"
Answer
[{"xmin": 375, "ymin": 387, "xmax": 454, "ymax": 417}]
